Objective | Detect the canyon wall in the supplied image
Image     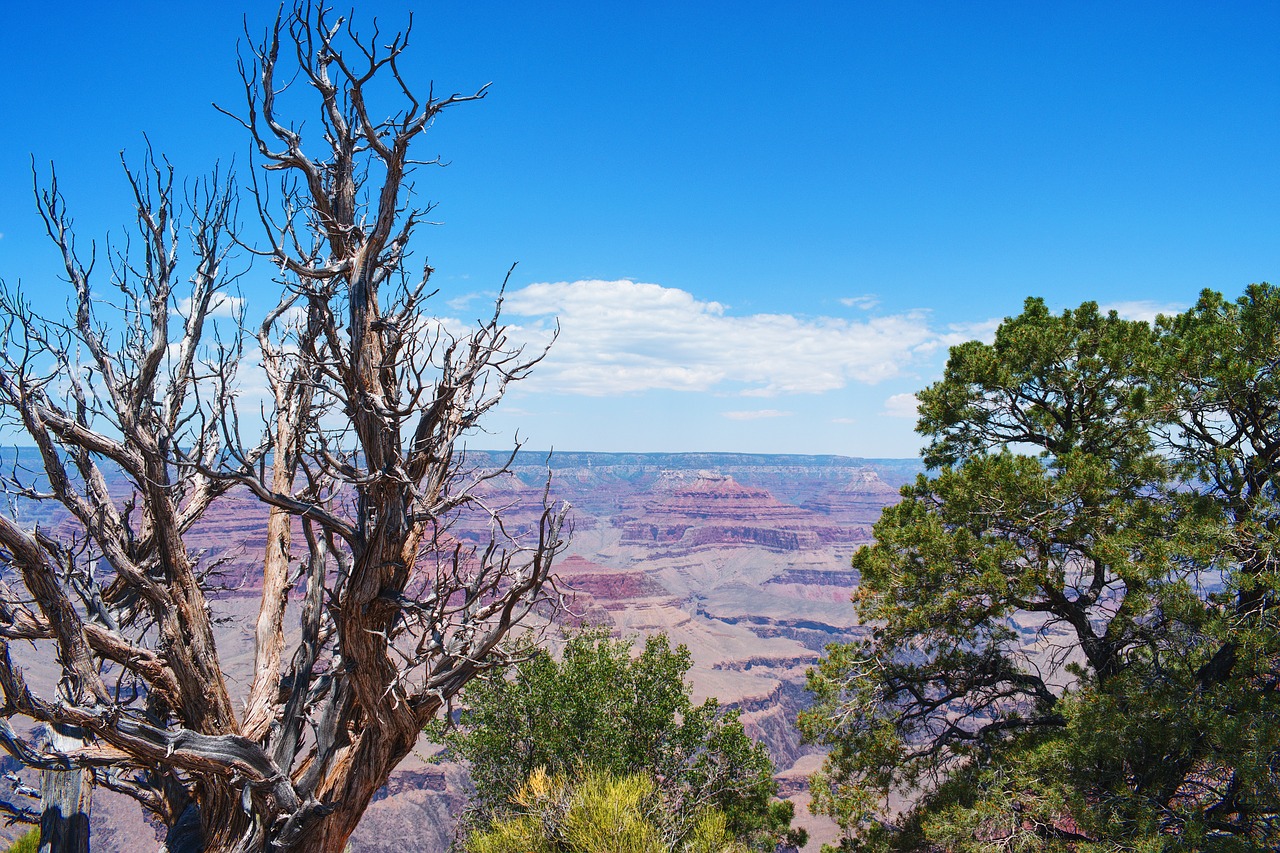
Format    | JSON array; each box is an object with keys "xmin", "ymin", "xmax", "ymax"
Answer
[{"xmin": 0, "ymin": 451, "xmax": 919, "ymax": 850}]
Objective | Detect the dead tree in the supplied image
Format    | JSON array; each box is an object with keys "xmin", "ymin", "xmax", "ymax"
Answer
[
  {"xmin": 0, "ymin": 5, "xmax": 567, "ymax": 852},
  {"xmin": 39, "ymin": 724, "xmax": 91, "ymax": 853}
]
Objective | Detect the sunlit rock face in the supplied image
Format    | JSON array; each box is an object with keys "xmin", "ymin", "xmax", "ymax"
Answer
[{"xmin": 617, "ymin": 472, "xmax": 824, "ymax": 550}]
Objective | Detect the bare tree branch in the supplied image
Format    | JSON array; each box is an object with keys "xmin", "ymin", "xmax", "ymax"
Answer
[{"xmin": 0, "ymin": 4, "xmax": 564, "ymax": 852}]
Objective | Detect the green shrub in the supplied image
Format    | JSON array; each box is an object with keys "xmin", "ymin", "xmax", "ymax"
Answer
[
  {"xmin": 438, "ymin": 628, "xmax": 804, "ymax": 850},
  {"xmin": 4, "ymin": 829, "xmax": 39, "ymax": 853},
  {"xmin": 466, "ymin": 768, "xmax": 746, "ymax": 853}
]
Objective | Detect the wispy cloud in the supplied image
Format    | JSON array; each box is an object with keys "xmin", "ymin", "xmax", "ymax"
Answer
[
  {"xmin": 176, "ymin": 293, "xmax": 245, "ymax": 320},
  {"xmin": 504, "ymin": 280, "xmax": 945, "ymax": 397},
  {"xmin": 1100, "ymin": 300, "xmax": 1185, "ymax": 323},
  {"xmin": 447, "ymin": 292, "xmax": 483, "ymax": 312},
  {"xmin": 881, "ymin": 393, "xmax": 920, "ymax": 419},
  {"xmin": 912, "ymin": 317, "xmax": 1002, "ymax": 356},
  {"xmin": 839, "ymin": 294, "xmax": 880, "ymax": 310},
  {"xmin": 945, "ymin": 318, "xmax": 1002, "ymax": 343},
  {"xmin": 722, "ymin": 409, "xmax": 792, "ymax": 420}
]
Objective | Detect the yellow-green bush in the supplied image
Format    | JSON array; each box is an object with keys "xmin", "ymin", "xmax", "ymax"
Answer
[
  {"xmin": 467, "ymin": 768, "xmax": 747, "ymax": 853},
  {"xmin": 3, "ymin": 829, "xmax": 39, "ymax": 853}
]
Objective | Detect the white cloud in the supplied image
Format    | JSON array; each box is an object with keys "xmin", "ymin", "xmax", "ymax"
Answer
[
  {"xmin": 830, "ymin": 417, "xmax": 858, "ymax": 424},
  {"xmin": 945, "ymin": 318, "xmax": 1002, "ymax": 343},
  {"xmin": 722, "ymin": 409, "xmax": 792, "ymax": 420},
  {"xmin": 276, "ymin": 304, "xmax": 309, "ymax": 328},
  {"xmin": 913, "ymin": 317, "xmax": 1002, "ymax": 355},
  {"xmin": 504, "ymin": 280, "xmax": 943, "ymax": 397},
  {"xmin": 881, "ymin": 393, "xmax": 920, "ymax": 419},
  {"xmin": 176, "ymin": 292, "xmax": 245, "ymax": 320},
  {"xmin": 1099, "ymin": 300, "xmax": 1185, "ymax": 324},
  {"xmin": 447, "ymin": 292, "xmax": 483, "ymax": 312},
  {"xmin": 839, "ymin": 294, "xmax": 880, "ymax": 310}
]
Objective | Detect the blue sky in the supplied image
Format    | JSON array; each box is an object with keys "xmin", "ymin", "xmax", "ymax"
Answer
[{"xmin": 0, "ymin": 2, "xmax": 1276, "ymax": 457}]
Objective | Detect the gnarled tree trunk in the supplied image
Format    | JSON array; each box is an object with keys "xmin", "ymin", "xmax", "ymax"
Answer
[
  {"xmin": 0, "ymin": 4, "xmax": 566, "ymax": 852},
  {"xmin": 39, "ymin": 726, "xmax": 90, "ymax": 853}
]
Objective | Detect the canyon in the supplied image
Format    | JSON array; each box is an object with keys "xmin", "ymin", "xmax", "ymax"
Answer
[
  {"xmin": 351, "ymin": 451, "xmax": 919, "ymax": 851},
  {"xmin": 1, "ymin": 451, "xmax": 920, "ymax": 851}
]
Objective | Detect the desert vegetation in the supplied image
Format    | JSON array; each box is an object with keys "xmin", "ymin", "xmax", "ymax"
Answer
[
  {"xmin": 434, "ymin": 628, "xmax": 806, "ymax": 851},
  {"xmin": 464, "ymin": 768, "xmax": 747, "ymax": 853},
  {"xmin": 802, "ymin": 289, "xmax": 1280, "ymax": 851}
]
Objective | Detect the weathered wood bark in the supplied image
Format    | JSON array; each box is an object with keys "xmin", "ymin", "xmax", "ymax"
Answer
[
  {"xmin": 0, "ymin": 4, "xmax": 566, "ymax": 852},
  {"xmin": 39, "ymin": 770, "xmax": 90, "ymax": 853},
  {"xmin": 39, "ymin": 726, "xmax": 90, "ymax": 853}
]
